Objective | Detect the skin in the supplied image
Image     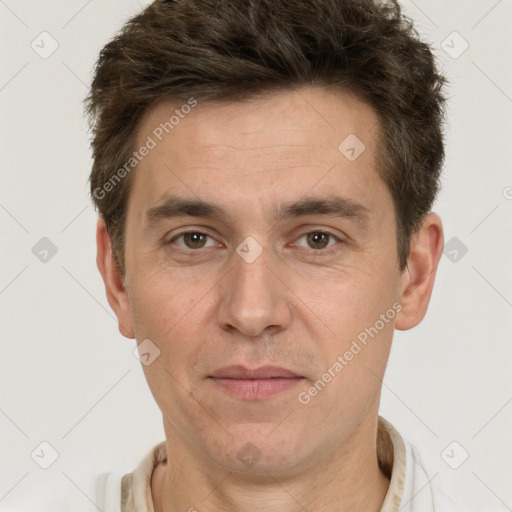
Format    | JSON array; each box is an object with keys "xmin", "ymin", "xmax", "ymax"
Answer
[{"xmin": 97, "ymin": 86, "xmax": 444, "ymax": 512}]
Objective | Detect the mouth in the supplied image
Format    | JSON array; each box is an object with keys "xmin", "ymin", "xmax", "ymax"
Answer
[{"xmin": 208, "ymin": 365, "xmax": 304, "ymax": 400}]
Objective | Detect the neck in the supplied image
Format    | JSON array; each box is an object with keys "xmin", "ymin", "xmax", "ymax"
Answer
[{"xmin": 152, "ymin": 415, "xmax": 391, "ymax": 512}]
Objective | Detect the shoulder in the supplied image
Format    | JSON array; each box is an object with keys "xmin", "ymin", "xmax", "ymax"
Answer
[
  {"xmin": 402, "ymin": 440, "xmax": 460, "ymax": 512},
  {"xmin": 380, "ymin": 417, "xmax": 462, "ymax": 512},
  {"xmin": 96, "ymin": 471, "xmax": 125, "ymax": 512},
  {"xmin": 97, "ymin": 441, "xmax": 167, "ymax": 512}
]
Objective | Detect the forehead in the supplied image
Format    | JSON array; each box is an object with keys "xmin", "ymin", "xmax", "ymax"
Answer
[{"xmin": 129, "ymin": 87, "xmax": 386, "ymax": 216}]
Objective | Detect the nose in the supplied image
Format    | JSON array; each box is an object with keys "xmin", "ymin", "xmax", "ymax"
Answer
[{"xmin": 216, "ymin": 245, "xmax": 292, "ymax": 338}]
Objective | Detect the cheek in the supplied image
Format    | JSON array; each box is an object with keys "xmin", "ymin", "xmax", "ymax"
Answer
[
  {"xmin": 290, "ymin": 259, "xmax": 398, "ymax": 393},
  {"xmin": 295, "ymin": 261, "xmax": 398, "ymax": 337},
  {"xmin": 129, "ymin": 263, "xmax": 204, "ymax": 331},
  {"xmin": 128, "ymin": 277, "xmax": 211, "ymax": 416},
  {"xmin": 295, "ymin": 277, "xmax": 396, "ymax": 426},
  {"xmin": 128, "ymin": 271, "xmax": 217, "ymax": 377}
]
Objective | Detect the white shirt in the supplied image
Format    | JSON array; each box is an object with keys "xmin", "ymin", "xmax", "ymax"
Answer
[{"xmin": 95, "ymin": 417, "xmax": 458, "ymax": 512}]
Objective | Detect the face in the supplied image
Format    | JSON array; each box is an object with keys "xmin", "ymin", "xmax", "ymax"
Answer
[{"xmin": 100, "ymin": 86, "xmax": 437, "ymax": 476}]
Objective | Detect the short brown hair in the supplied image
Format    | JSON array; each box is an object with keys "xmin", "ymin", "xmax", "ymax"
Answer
[{"xmin": 85, "ymin": 0, "xmax": 446, "ymax": 274}]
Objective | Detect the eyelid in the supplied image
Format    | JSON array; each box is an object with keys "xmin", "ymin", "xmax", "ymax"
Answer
[
  {"xmin": 167, "ymin": 228, "xmax": 222, "ymax": 249},
  {"xmin": 291, "ymin": 229, "xmax": 343, "ymax": 252},
  {"xmin": 166, "ymin": 227, "xmax": 345, "ymax": 253}
]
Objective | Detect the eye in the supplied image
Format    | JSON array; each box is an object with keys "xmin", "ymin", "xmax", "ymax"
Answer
[
  {"xmin": 172, "ymin": 231, "xmax": 218, "ymax": 250},
  {"xmin": 295, "ymin": 231, "xmax": 340, "ymax": 251}
]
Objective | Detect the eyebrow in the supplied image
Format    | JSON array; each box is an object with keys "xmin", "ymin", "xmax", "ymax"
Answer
[{"xmin": 144, "ymin": 194, "xmax": 370, "ymax": 228}]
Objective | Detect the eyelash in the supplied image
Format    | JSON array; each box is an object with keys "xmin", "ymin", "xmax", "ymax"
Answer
[{"xmin": 168, "ymin": 230, "xmax": 343, "ymax": 255}]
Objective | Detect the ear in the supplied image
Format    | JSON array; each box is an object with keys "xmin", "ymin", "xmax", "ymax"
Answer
[
  {"xmin": 395, "ymin": 212, "xmax": 444, "ymax": 331},
  {"xmin": 96, "ymin": 217, "xmax": 135, "ymax": 339}
]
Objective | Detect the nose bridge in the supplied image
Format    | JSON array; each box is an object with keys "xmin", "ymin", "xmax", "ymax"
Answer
[
  {"xmin": 217, "ymin": 242, "xmax": 291, "ymax": 337},
  {"xmin": 233, "ymin": 250, "xmax": 271, "ymax": 307}
]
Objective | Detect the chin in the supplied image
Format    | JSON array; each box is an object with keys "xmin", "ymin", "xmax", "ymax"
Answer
[{"xmin": 202, "ymin": 424, "xmax": 316, "ymax": 477}]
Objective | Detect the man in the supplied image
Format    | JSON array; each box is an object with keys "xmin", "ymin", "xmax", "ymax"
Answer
[{"xmin": 87, "ymin": 0, "xmax": 453, "ymax": 510}]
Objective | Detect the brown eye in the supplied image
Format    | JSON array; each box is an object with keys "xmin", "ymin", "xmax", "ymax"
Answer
[
  {"xmin": 306, "ymin": 231, "xmax": 331, "ymax": 249},
  {"xmin": 181, "ymin": 232, "xmax": 209, "ymax": 249}
]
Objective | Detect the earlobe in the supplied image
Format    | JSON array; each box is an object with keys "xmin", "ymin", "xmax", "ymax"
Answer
[
  {"xmin": 96, "ymin": 217, "xmax": 135, "ymax": 339},
  {"xmin": 395, "ymin": 213, "xmax": 444, "ymax": 331}
]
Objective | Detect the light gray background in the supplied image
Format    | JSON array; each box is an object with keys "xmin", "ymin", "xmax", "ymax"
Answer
[{"xmin": 1, "ymin": 0, "xmax": 511, "ymax": 510}]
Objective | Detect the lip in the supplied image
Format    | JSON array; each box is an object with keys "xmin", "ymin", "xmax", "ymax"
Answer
[
  {"xmin": 210, "ymin": 365, "xmax": 301, "ymax": 379},
  {"xmin": 208, "ymin": 365, "xmax": 304, "ymax": 400}
]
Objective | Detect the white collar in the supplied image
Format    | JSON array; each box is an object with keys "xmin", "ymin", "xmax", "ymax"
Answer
[{"xmin": 119, "ymin": 416, "xmax": 430, "ymax": 512}]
